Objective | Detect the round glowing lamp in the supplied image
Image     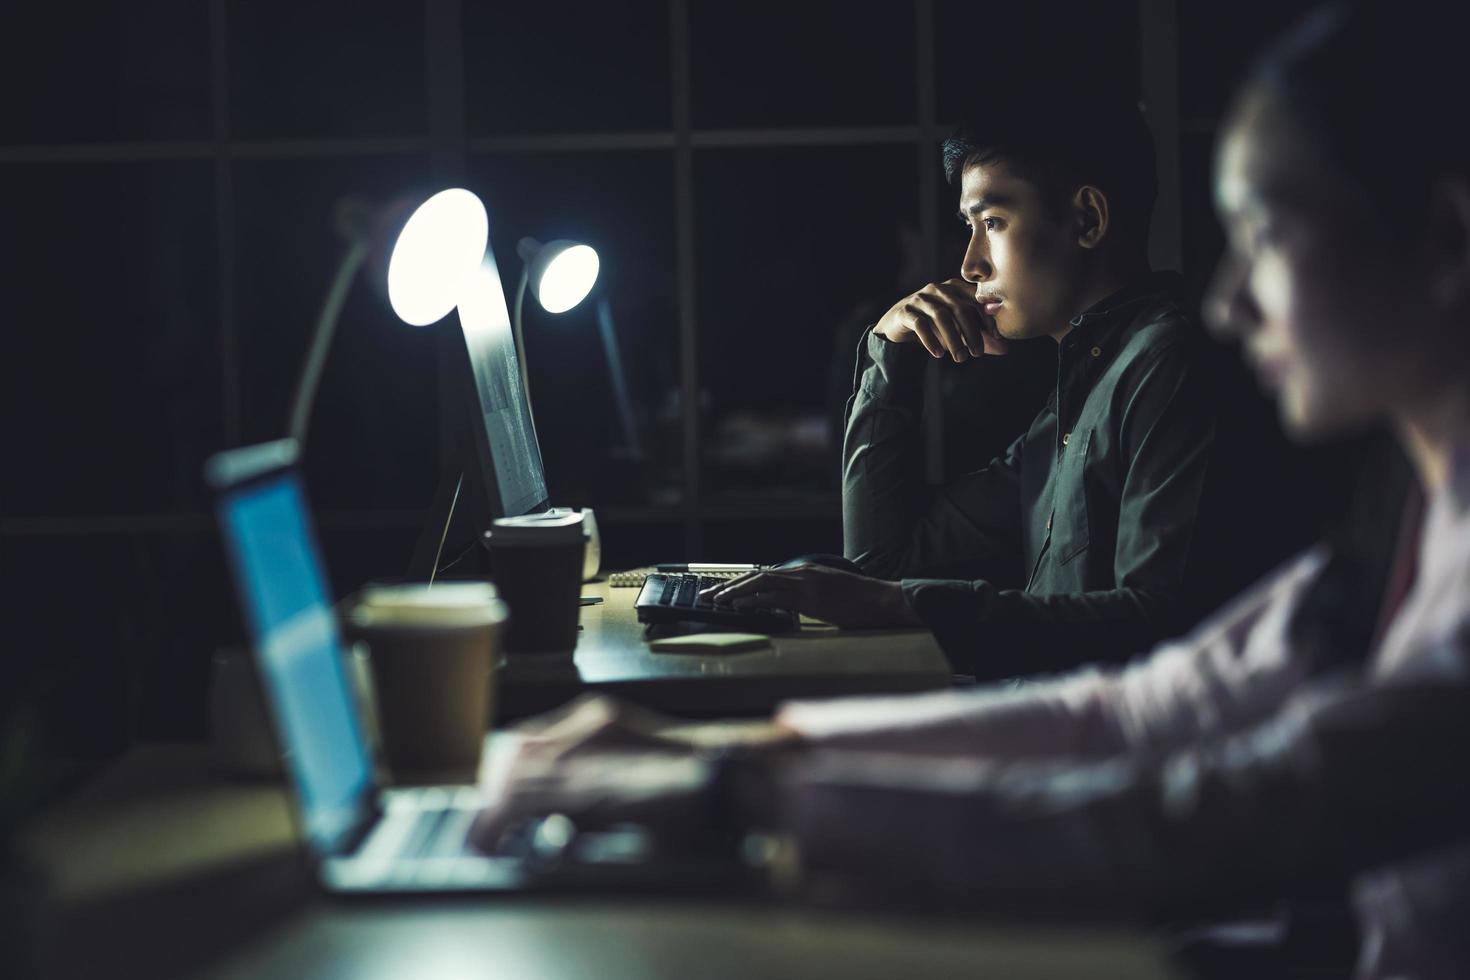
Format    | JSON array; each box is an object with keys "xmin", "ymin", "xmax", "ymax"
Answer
[
  {"xmin": 387, "ymin": 189, "xmax": 489, "ymax": 326},
  {"xmin": 288, "ymin": 188, "xmax": 489, "ymax": 448},
  {"xmin": 509, "ymin": 237, "xmax": 601, "ymax": 407},
  {"xmin": 519, "ymin": 238, "xmax": 600, "ymax": 313}
]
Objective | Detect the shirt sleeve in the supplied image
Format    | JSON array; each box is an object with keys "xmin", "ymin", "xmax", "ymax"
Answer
[
  {"xmin": 777, "ymin": 673, "xmax": 1470, "ymax": 916},
  {"xmin": 900, "ymin": 336, "xmax": 1218, "ymax": 675},
  {"xmin": 776, "ymin": 549, "xmax": 1327, "ymax": 762},
  {"xmin": 842, "ymin": 327, "xmax": 1030, "ymax": 582}
]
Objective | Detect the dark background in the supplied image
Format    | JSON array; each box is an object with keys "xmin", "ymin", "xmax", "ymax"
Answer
[{"xmin": 2, "ymin": 0, "xmax": 1330, "ymax": 763}]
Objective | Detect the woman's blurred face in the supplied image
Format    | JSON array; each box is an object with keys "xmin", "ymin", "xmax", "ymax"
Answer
[{"xmin": 1206, "ymin": 87, "xmax": 1438, "ymax": 438}]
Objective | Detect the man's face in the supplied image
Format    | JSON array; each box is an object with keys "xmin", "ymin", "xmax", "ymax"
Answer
[
  {"xmin": 1206, "ymin": 88, "xmax": 1435, "ymax": 437},
  {"xmin": 958, "ymin": 159, "xmax": 1089, "ymax": 341}
]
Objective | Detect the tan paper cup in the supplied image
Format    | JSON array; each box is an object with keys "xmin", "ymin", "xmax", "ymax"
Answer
[{"xmin": 343, "ymin": 582, "xmax": 507, "ymax": 779}]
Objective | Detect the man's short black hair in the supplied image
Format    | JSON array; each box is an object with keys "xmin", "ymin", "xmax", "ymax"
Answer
[{"xmin": 941, "ymin": 90, "xmax": 1158, "ymax": 254}]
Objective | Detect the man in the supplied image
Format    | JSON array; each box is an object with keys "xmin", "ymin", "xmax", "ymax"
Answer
[{"xmin": 714, "ymin": 92, "xmax": 1230, "ymax": 677}]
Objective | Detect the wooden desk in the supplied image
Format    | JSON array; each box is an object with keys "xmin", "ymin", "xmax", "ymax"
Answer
[
  {"xmin": 496, "ymin": 579, "xmax": 953, "ymax": 720},
  {"xmin": 16, "ymin": 744, "xmax": 1184, "ymax": 980}
]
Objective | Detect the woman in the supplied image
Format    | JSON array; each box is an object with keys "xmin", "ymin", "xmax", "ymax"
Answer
[{"xmin": 477, "ymin": 4, "xmax": 1470, "ymax": 975}]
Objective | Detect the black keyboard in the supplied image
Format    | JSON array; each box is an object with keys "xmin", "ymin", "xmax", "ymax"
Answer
[{"xmin": 634, "ymin": 573, "xmax": 799, "ymax": 633}]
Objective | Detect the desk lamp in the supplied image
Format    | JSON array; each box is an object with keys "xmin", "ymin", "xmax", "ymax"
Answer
[
  {"xmin": 287, "ymin": 188, "xmax": 489, "ymax": 448},
  {"xmin": 511, "ymin": 238, "xmax": 640, "ymax": 457},
  {"xmin": 284, "ymin": 189, "xmax": 606, "ymax": 581},
  {"xmin": 511, "ymin": 237, "xmax": 600, "ymax": 414}
]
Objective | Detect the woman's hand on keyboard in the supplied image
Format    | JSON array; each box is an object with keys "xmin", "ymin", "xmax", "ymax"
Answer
[{"xmin": 470, "ymin": 695, "xmax": 797, "ymax": 851}]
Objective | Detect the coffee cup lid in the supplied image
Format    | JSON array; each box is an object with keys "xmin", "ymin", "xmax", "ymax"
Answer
[
  {"xmin": 485, "ymin": 511, "xmax": 587, "ymax": 546},
  {"xmin": 348, "ymin": 582, "xmax": 508, "ymax": 628}
]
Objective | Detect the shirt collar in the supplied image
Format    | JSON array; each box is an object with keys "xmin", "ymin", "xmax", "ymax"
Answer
[{"xmin": 1065, "ymin": 271, "xmax": 1184, "ymax": 339}]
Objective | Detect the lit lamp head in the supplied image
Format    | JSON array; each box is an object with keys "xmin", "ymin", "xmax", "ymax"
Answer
[
  {"xmin": 516, "ymin": 237, "xmax": 600, "ymax": 314},
  {"xmin": 387, "ymin": 188, "xmax": 490, "ymax": 326},
  {"xmin": 508, "ymin": 237, "xmax": 601, "ymax": 423},
  {"xmin": 288, "ymin": 188, "xmax": 489, "ymax": 448}
]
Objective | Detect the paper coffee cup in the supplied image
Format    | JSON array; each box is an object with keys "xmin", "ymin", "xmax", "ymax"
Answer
[
  {"xmin": 483, "ymin": 512, "xmax": 586, "ymax": 654},
  {"xmin": 343, "ymin": 582, "xmax": 507, "ymax": 779}
]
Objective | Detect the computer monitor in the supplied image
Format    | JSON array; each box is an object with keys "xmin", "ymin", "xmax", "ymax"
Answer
[
  {"xmin": 407, "ymin": 243, "xmax": 551, "ymax": 580},
  {"xmin": 455, "ymin": 258, "xmax": 549, "ymax": 521}
]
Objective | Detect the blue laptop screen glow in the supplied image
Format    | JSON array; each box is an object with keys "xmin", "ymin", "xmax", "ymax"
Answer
[{"xmin": 219, "ymin": 472, "xmax": 373, "ymax": 853}]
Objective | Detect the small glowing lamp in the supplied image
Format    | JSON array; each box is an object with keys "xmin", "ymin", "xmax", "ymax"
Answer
[
  {"xmin": 509, "ymin": 237, "xmax": 601, "ymax": 409},
  {"xmin": 518, "ymin": 238, "xmax": 600, "ymax": 314}
]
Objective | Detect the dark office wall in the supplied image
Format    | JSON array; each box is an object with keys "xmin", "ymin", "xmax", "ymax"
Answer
[{"xmin": 3, "ymin": 0, "xmax": 1330, "ymax": 760}]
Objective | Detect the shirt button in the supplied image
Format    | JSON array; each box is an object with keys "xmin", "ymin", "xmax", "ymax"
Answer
[
  {"xmin": 1061, "ymin": 432, "xmax": 1071, "ymax": 446},
  {"xmin": 1091, "ymin": 346, "xmax": 1102, "ymax": 358}
]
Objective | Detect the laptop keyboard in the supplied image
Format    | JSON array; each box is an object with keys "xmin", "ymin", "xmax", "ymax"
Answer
[
  {"xmin": 399, "ymin": 805, "xmax": 474, "ymax": 859},
  {"xmin": 357, "ymin": 787, "xmax": 481, "ymax": 863}
]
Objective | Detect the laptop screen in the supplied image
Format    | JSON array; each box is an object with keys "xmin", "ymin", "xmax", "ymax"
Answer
[{"xmin": 217, "ymin": 470, "xmax": 374, "ymax": 854}]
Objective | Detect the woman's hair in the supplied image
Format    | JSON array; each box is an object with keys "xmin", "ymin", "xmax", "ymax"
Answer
[{"xmin": 1249, "ymin": 1, "xmax": 1470, "ymax": 231}]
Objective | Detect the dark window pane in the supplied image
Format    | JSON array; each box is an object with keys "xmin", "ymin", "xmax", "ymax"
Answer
[
  {"xmin": 5, "ymin": 533, "xmax": 235, "ymax": 754},
  {"xmin": 935, "ymin": 1, "xmax": 1139, "ymax": 123},
  {"xmin": 694, "ymin": 144, "xmax": 919, "ymax": 500},
  {"xmin": 464, "ymin": 1, "xmax": 671, "ymax": 135},
  {"xmin": 319, "ymin": 524, "xmax": 424, "ymax": 597},
  {"xmin": 691, "ymin": 0, "xmax": 916, "ymax": 128},
  {"xmin": 1178, "ymin": 0, "xmax": 1321, "ymax": 120},
  {"xmin": 0, "ymin": 163, "xmax": 221, "ymax": 517},
  {"xmin": 700, "ymin": 516, "xmax": 841, "ymax": 564},
  {"xmin": 132, "ymin": 533, "xmax": 237, "ymax": 740},
  {"xmin": 596, "ymin": 519, "xmax": 686, "ymax": 570},
  {"xmin": 232, "ymin": 155, "xmax": 441, "ymax": 514},
  {"xmin": 0, "ymin": 1, "xmax": 211, "ymax": 144},
  {"xmin": 466, "ymin": 151, "xmax": 681, "ymax": 507},
  {"xmin": 227, "ymin": 0, "xmax": 427, "ymax": 139},
  {"xmin": 7, "ymin": 536, "xmax": 139, "ymax": 758},
  {"xmin": 1180, "ymin": 130, "xmax": 1222, "ymax": 304}
]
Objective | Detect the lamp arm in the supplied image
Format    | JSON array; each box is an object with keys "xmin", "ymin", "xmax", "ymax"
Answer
[
  {"xmin": 512, "ymin": 268, "xmax": 534, "ymax": 425},
  {"xmin": 595, "ymin": 298, "xmax": 643, "ymax": 457},
  {"xmin": 287, "ymin": 236, "xmax": 372, "ymax": 449}
]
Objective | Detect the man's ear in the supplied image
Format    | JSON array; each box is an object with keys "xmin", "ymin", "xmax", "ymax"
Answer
[
  {"xmin": 1073, "ymin": 186, "xmax": 1109, "ymax": 250},
  {"xmin": 1429, "ymin": 177, "xmax": 1470, "ymax": 310}
]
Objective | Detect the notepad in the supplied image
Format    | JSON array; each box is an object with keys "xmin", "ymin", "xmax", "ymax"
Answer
[{"xmin": 647, "ymin": 633, "xmax": 772, "ymax": 654}]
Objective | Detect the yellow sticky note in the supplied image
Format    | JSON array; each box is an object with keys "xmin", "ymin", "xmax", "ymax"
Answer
[{"xmin": 648, "ymin": 633, "xmax": 772, "ymax": 654}]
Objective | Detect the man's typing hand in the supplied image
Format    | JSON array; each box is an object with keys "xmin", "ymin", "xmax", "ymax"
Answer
[
  {"xmin": 874, "ymin": 278, "xmax": 1010, "ymax": 360},
  {"xmin": 705, "ymin": 564, "xmax": 922, "ymax": 630}
]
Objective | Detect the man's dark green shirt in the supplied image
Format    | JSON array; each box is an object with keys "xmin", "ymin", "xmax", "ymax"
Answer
[{"xmin": 843, "ymin": 273, "xmax": 1217, "ymax": 676}]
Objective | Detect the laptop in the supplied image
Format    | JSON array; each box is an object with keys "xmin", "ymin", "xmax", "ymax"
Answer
[{"xmin": 206, "ymin": 439, "xmax": 751, "ymax": 895}]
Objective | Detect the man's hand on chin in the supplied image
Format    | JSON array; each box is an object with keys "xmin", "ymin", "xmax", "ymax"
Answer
[
  {"xmin": 874, "ymin": 278, "xmax": 1010, "ymax": 359},
  {"xmin": 704, "ymin": 564, "xmax": 922, "ymax": 630}
]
